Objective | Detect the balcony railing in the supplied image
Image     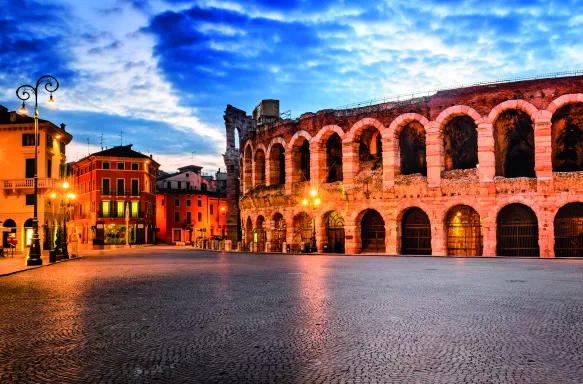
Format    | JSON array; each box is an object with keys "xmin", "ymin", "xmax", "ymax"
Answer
[{"xmin": 2, "ymin": 178, "xmax": 58, "ymax": 189}]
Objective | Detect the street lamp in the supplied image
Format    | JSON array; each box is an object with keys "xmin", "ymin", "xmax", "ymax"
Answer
[
  {"xmin": 16, "ymin": 75, "xmax": 59, "ymax": 266},
  {"xmin": 50, "ymin": 181, "xmax": 75, "ymax": 259},
  {"xmin": 302, "ymin": 188, "xmax": 321, "ymax": 252}
]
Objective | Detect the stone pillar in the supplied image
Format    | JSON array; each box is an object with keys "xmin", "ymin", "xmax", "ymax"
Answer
[
  {"xmin": 425, "ymin": 127, "xmax": 442, "ymax": 187},
  {"xmin": 314, "ymin": 214, "xmax": 324, "ymax": 252},
  {"xmin": 538, "ymin": 208, "xmax": 555, "ymax": 258},
  {"xmin": 385, "ymin": 216, "xmax": 398, "ymax": 255},
  {"xmin": 285, "ymin": 152, "xmax": 293, "ymax": 195},
  {"xmin": 342, "ymin": 141, "xmax": 359, "ymax": 191},
  {"xmin": 310, "ymin": 144, "xmax": 324, "ymax": 185},
  {"xmin": 265, "ymin": 229, "xmax": 272, "ymax": 253},
  {"xmin": 430, "ymin": 220, "xmax": 446, "ymax": 256},
  {"xmin": 265, "ymin": 158, "xmax": 271, "ymax": 187},
  {"xmin": 382, "ymin": 137, "xmax": 397, "ymax": 188},
  {"xmin": 533, "ymin": 111, "xmax": 553, "ymax": 184},
  {"xmin": 482, "ymin": 215, "xmax": 496, "ymax": 256},
  {"xmin": 344, "ymin": 224, "xmax": 357, "ymax": 254},
  {"xmin": 477, "ymin": 123, "xmax": 495, "ymax": 182}
]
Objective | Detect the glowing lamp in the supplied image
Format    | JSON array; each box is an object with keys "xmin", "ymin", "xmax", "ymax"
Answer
[
  {"xmin": 310, "ymin": 189, "xmax": 317, "ymax": 197},
  {"xmin": 315, "ymin": 198, "xmax": 321, "ymax": 206},
  {"xmin": 48, "ymin": 93, "xmax": 55, "ymax": 104},
  {"xmin": 62, "ymin": 182, "xmax": 69, "ymax": 189},
  {"xmin": 56, "ymin": 134, "xmax": 61, "ymax": 139},
  {"xmin": 18, "ymin": 102, "xmax": 28, "ymax": 115},
  {"xmin": 67, "ymin": 193, "xmax": 76, "ymax": 199},
  {"xmin": 302, "ymin": 199, "xmax": 308, "ymax": 206},
  {"xmin": 51, "ymin": 193, "xmax": 56, "ymax": 199}
]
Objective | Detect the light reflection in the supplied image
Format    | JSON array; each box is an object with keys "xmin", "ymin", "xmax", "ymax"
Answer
[{"xmin": 296, "ymin": 256, "xmax": 329, "ymax": 343}]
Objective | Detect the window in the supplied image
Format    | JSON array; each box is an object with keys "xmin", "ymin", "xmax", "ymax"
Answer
[
  {"xmin": 59, "ymin": 164, "xmax": 65, "ymax": 179},
  {"xmin": 25, "ymin": 159, "xmax": 34, "ymax": 178},
  {"xmin": 161, "ymin": 199, "xmax": 165, "ymax": 206},
  {"xmin": 117, "ymin": 179, "xmax": 125, "ymax": 196},
  {"xmin": 198, "ymin": 212, "xmax": 202, "ymax": 221},
  {"xmin": 46, "ymin": 133, "xmax": 53, "ymax": 147},
  {"xmin": 131, "ymin": 201, "xmax": 139, "ymax": 218},
  {"xmin": 174, "ymin": 211, "xmax": 180, "ymax": 222},
  {"xmin": 174, "ymin": 198, "xmax": 180, "ymax": 206},
  {"xmin": 210, "ymin": 204, "xmax": 214, "ymax": 215},
  {"xmin": 103, "ymin": 162, "xmax": 110, "ymax": 170},
  {"xmin": 117, "ymin": 162, "xmax": 125, "ymax": 170},
  {"xmin": 186, "ymin": 199, "xmax": 191, "ymax": 207},
  {"xmin": 173, "ymin": 229, "xmax": 181, "ymax": 242},
  {"xmin": 197, "ymin": 200, "xmax": 202, "ymax": 207},
  {"xmin": 47, "ymin": 159, "xmax": 52, "ymax": 178},
  {"xmin": 22, "ymin": 134, "xmax": 38, "ymax": 146},
  {"xmin": 131, "ymin": 179, "xmax": 139, "ymax": 196},
  {"xmin": 186, "ymin": 212, "xmax": 192, "ymax": 224},
  {"xmin": 102, "ymin": 179, "xmax": 111, "ymax": 195},
  {"xmin": 101, "ymin": 201, "xmax": 110, "ymax": 217},
  {"xmin": 59, "ymin": 142, "xmax": 65, "ymax": 154},
  {"xmin": 186, "ymin": 173, "xmax": 189, "ymax": 177},
  {"xmin": 25, "ymin": 194, "xmax": 35, "ymax": 205},
  {"xmin": 116, "ymin": 201, "xmax": 125, "ymax": 218},
  {"xmin": 178, "ymin": 181, "xmax": 182, "ymax": 189},
  {"xmin": 131, "ymin": 163, "xmax": 138, "ymax": 170},
  {"xmin": 201, "ymin": 183, "xmax": 207, "ymax": 192}
]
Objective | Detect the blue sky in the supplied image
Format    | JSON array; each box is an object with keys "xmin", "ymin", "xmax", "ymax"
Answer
[{"xmin": 1, "ymin": 0, "xmax": 582, "ymax": 172}]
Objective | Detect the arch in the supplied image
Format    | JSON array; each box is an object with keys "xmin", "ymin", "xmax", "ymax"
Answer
[
  {"xmin": 288, "ymin": 130, "xmax": 313, "ymax": 149},
  {"xmin": 551, "ymin": 102, "xmax": 583, "ymax": 172},
  {"xmin": 267, "ymin": 142, "xmax": 285, "ymax": 186},
  {"xmin": 325, "ymin": 132, "xmax": 343, "ymax": 182},
  {"xmin": 270, "ymin": 212, "xmax": 287, "ymax": 252},
  {"xmin": 554, "ymin": 202, "xmax": 583, "ymax": 257},
  {"xmin": 360, "ymin": 209, "xmax": 385, "ymax": 253},
  {"xmin": 496, "ymin": 203, "xmax": 539, "ymax": 256},
  {"xmin": 292, "ymin": 212, "xmax": 313, "ymax": 253},
  {"xmin": 313, "ymin": 125, "xmax": 345, "ymax": 145},
  {"xmin": 255, "ymin": 215, "xmax": 266, "ymax": 252},
  {"xmin": 3, "ymin": 219, "xmax": 16, "ymax": 228},
  {"xmin": 323, "ymin": 210, "xmax": 345, "ymax": 253},
  {"xmin": 546, "ymin": 93, "xmax": 583, "ymax": 114},
  {"xmin": 2, "ymin": 219, "xmax": 16, "ymax": 249},
  {"xmin": 400, "ymin": 207, "xmax": 431, "ymax": 255},
  {"xmin": 244, "ymin": 216, "xmax": 253, "ymax": 248},
  {"xmin": 443, "ymin": 115, "xmax": 478, "ymax": 171},
  {"xmin": 488, "ymin": 99, "xmax": 539, "ymax": 123},
  {"xmin": 399, "ymin": 121, "xmax": 427, "ymax": 176},
  {"xmin": 243, "ymin": 144, "xmax": 253, "ymax": 192},
  {"xmin": 493, "ymin": 109, "xmax": 535, "ymax": 178},
  {"xmin": 346, "ymin": 118, "xmax": 385, "ymax": 141},
  {"xmin": 445, "ymin": 205, "xmax": 483, "ymax": 256},
  {"xmin": 290, "ymin": 134, "xmax": 311, "ymax": 182},
  {"xmin": 254, "ymin": 147, "xmax": 266, "ymax": 186},
  {"xmin": 266, "ymin": 137, "xmax": 287, "ymax": 158},
  {"xmin": 24, "ymin": 218, "xmax": 33, "ymax": 227},
  {"xmin": 435, "ymin": 105, "xmax": 482, "ymax": 127},
  {"xmin": 383, "ymin": 113, "xmax": 430, "ymax": 139}
]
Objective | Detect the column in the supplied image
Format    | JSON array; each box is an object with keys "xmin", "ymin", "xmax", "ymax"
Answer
[
  {"xmin": 342, "ymin": 141, "xmax": 359, "ymax": 191},
  {"xmin": 477, "ymin": 123, "xmax": 495, "ymax": 183},
  {"xmin": 425, "ymin": 128, "xmax": 443, "ymax": 187},
  {"xmin": 310, "ymin": 144, "xmax": 324, "ymax": 186},
  {"xmin": 382, "ymin": 137, "xmax": 397, "ymax": 188},
  {"xmin": 385, "ymin": 216, "xmax": 398, "ymax": 255},
  {"xmin": 481, "ymin": 216, "xmax": 496, "ymax": 256},
  {"xmin": 285, "ymin": 153, "xmax": 293, "ymax": 195},
  {"xmin": 344, "ymin": 224, "xmax": 357, "ymax": 254},
  {"xmin": 533, "ymin": 111, "xmax": 553, "ymax": 183},
  {"xmin": 430, "ymin": 220, "xmax": 446, "ymax": 256}
]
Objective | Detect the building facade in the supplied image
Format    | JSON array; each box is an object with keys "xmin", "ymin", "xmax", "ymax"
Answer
[
  {"xmin": 0, "ymin": 105, "xmax": 72, "ymax": 251},
  {"xmin": 156, "ymin": 165, "xmax": 227, "ymax": 244},
  {"xmin": 70, "ymin": 145, "xmax": 159, "ymax": 245},
  {"xmin": 228, "ymin": 75, "xmax": 583, "ymax": 257}
]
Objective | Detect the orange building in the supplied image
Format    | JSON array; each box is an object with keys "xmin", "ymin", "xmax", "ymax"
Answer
[
  {"xmin": 156, "ymin": 165, "xmax": 227, "ymax": 244},
  {"xmin": 70, "ymin": 145, "xmax": 159, "ymax": 245}
]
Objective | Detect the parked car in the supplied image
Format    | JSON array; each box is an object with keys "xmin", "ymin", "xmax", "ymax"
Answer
[{"xmin": 210, "ymin": 235, "xmax": 223, "ymax": 241}]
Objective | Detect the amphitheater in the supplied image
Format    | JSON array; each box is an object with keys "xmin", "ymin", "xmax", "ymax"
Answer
[{"xmin": 223, "ymin": 73, "xmax": 583, "ymax": 257}]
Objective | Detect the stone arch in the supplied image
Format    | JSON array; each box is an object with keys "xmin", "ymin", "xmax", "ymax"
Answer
[
  {"xmin": 242, "ymin": 143, "xmax": 253, "ymax": 192},
  {"xmin": 382, "ymin": 113, "xmax": 430, "ymax": 139},
  {"xmin": 244, "ymin": 216, "xmax": 253, "ymax": 247},
  {"xmin": 488, "ymin": 100, "xmax": 539, "ymax": 123},
  {"xmin": 255, "ymin": 215, "xmax": 266, "ymax": 252},
  {"xmin": 400, "ymin": 207, "xmax": 431, "ymax": 255},
  {"xmin": 346, "ymin": 118, "xmax": 385, "ymax": 141},
  {"xmin": 445, "ymin": 205, "xmax": 483, "ymax": 256},
  {"xmin": 270, "ymin": 212, "xmax": 287, "ymax": 252},
  {"xmin": 253, "ymin": 147, "xmax": 266, "ymax": 187},
  {"xmin": 322, "ymin": 210, "xmax": 345, "ymax": 253},
  {"xmin": 267, "ymin": 138, "xmax": 286, "ymax": 186},
  {"xmin": 546, "ymin": 93, "xmax": 583, "ymax": 114},
  {"xmin": 435, "ymin": 105, "xmax": 482, "ymax": 127},
  {"xmin": 288, "ymin": 131, "xmax": 312, "ymax": 183},
  {"xmin": 399, "ymin": 121, "xmax": 427, "ymax": 176},
  {"xmin": 442, "ymin": 115, "xmax": 479, "ymax": 171},
  {"xmin": 496, "ymin": 203, "xmax": 540, "ymax": 256},
  {"xmin": 292, "ymin": 211, "xmax": 313, "ymax": 252},
  {"xmin": 313, "ymin": 125, "xmax": 345, "ymax": 145},
  {"xmin": 550, "ymin": 102, "xmax": 583, "ymax": 172},
  {"xmin": 357, "ymin": 209, "xmax": 386, "ymax": 253},
  {"xmin": 493, "ymin": 108, "xmax": 535, "ymax": 178},
  {"xmin": 554, "ymin": 202, "xmax": 583, "ymax": 257},
  {"xmin": 2, "ymin": 218, "xmax": 16, "ymax": 249},
  {"xmin": 324, "ymin": 132, "xmax": 343, "ymax": 183}
]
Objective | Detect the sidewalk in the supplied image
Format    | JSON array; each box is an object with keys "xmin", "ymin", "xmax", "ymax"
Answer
[{"xmin": 0, "ymin": 251, "xmax": 80, "ymax": 277}]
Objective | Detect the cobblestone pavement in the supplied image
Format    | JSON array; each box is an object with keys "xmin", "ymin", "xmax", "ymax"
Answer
[{"xmin": 1, "ymin": 249, "xmax": 582, "ymax": 383}]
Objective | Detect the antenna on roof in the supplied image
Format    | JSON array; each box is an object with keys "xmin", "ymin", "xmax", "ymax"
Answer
[
  {"xmin": 119, "ymin": 131, "xmax": 123, "ymax": 146},
  {"xmin": 87, "ymin": 138, "xmax": 90, "ymax": 155},
  {"xmin": 191, "ymin": 151, "xmax": 196, "ymax": 165},
  {"xmin": 100, "ymin": 134, "xmax": 104, "ymax": 151}
]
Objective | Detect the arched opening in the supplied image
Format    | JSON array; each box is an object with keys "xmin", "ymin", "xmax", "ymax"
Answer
[
  {"xmin": 292, "ymin": 138, "xmax": 310, "ymax": 183},
  {"xmin": 270, "ymin": 213, "xmax": 286, "ymax": 252},
  {"xmin": 269, "ymin": 143, "xmax": 285, "ymax": 185},
  {"xmin": 493, "ymin": 110, "xmax": 535, "ymax": 178},
  {"xmin": 361, "ymin": 209, "xmax": 385, "ymax": 253},
  {"xmin": 243, "ymin": 145, "xmax": 253, "ymax": 191},
  {"xmin": 23, "ymin": 218, "xmax": 34, "ymax": 247},
  {"xmin": 551, "ymin": 103, "xmax": 583, "ymax": 172},
  {"xmin": 445, "ymin": 205, "xmax": 483, "ymax": 256},
  {"xmin": 234, "ymin": 129, "xmax": 240, "ymax": 149},
  {"xmin": 401, "ymin": 208, "xmax": 431, "ymax": 255},
  {"xmin": 254, "ymin": 149, "xmax": 266, "ymax": 187},
  {"xmin": 255, "ymin": 215, "xmax": 266, "ymax": 252},
  {"xmin": 358, "ymin": 127, "xmax": 383, "ymax": 172},
  {"xmin": 2, "ymin": 219, "xmax": 16, "ymax": 249},
  {"xmin": 244, "ymin": 216, "xmax": 253, "ymax": 249},
  {"xmin": 554, "ymin": 202, "xmax": 583, "ymax": 257},
  {"xmin": 325, "ymin": 133, "xmax": 343, "ymax": 182},
  {"xmin": 292, "ymin": 212, "xmax": 313, "ymax": 252},
  {"xmin": 399, "ymin": 121, "xmax": 427, "ymax": 175},
  {"xmin": 496, "ymin": 203, "xmax": 539, "ymax": 256},
  {"xmin": 324, "ymin": 211, "xmax": 344, "ymax": 253},
  {"xmin": 443, "ymin": 116, "xmax": 478, "ymax": 171}
]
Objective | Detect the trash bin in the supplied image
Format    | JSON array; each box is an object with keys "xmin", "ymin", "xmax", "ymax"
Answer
[{"xmin": 49, "ymin": 250, "xmax": 57, "ymax": 263}]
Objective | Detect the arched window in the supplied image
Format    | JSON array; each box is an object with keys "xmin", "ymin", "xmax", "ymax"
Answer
[
  {"xmin": 243, "ymin": 145, "xmax": 253, "ymax": 191},
  {"xmin": 401, "ymin": 207, "xmax": 431, "ymax": 255},
  {"xmin": 270, "ymin": 213, "xmax": 286, "ymax": 252},
  {"xmin": 443, "ymin": 116, "xmax": 478, "ymax": 171},
  {"xmin": 292, "ymin": 138, "xmax": 310, "ymax": 183},
  {"xmin": 493, "ymin": 110, "xmax": 535, "ymax": 178},
  {"xmin": 254, "ymin": 149, "xmax": 266, "ymax": 186},
  {"xmin": 551, "ymin": 104, "xmax": 583, "ymax": 172},
  {"xmin": 326, "ymin": 133, "xmax": 343, "ymax": 182},
  {"xmin": 445, "ymin": 205, "xmax": 482, "ymax": 256},
  {"xmin": 496, "ymin": 203, "xmax": 539, "ymax": 256},
  {"xmin": 360, "ymin": 209, "xmax": 385, "ymax": 253},
  {"xmin": 255, "ymin": 216, "xmax": 266, "ymax": 252},
  {"xmin": 324, "ymin": 211, "xmax": 344, "ymax": 253},
  {"xmin": 554, "ymin": 202, "xmax": 583, "ymax": 257},
  {"xmin": 358, "ymin": 127, "xmax": 382, "ymax": 171},
  {"xmin": 399, "ymin": 122, "xmax": 426, "ymax": 175},
  {"xmin": 269, "ymin": 143, "xmax": 285, "ymax": 185},
  {"xmin": 292, "ymin": 212, "xmax": 313, "ymax": 252}
]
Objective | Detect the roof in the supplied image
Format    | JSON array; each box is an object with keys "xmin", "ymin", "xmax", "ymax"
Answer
[{"xmin": 77, "ymin": 144, "xmax": 160, "ymax": 167}]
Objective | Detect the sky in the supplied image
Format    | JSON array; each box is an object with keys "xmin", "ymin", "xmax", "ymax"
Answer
[{"xmin": 2, "ymin": 0, "xmax": 583, "ymax": 173}]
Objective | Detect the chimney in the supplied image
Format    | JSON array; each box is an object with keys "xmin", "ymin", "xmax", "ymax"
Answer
[
  {"xmin": 9, "ymin": 112, "xmax": 16, "ymax": 122},
  {"xmin": 150, "ymin": 154, "xmax": 153, "ymax": 159},
  {"xmin": 60, "ymin": 123, "xmax": 66, "ymax": 130}
]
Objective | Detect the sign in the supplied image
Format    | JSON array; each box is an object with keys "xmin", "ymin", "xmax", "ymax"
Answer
[
  {"xmin": 96, "ymin": 224, "xmax": 104, "ymax": 229},
  {"xmin": 137, "ymin": 224, "xmax": 144, "ymax": 228}
]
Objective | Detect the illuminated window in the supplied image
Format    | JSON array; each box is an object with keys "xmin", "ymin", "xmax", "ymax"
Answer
[
  {"xmin": 101, "ymin": 201, "xmax": 110, "ymax": 217},
  {"xmin": 116, "ymin": 201, "xmax": 125, "ymax": 218},
  {"xmin": 131, "ymin": 201, "xmax": 139, "ymax": 218}
]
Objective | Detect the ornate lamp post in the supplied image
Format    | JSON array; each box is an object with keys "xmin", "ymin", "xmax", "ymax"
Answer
[
  {"xmin": 16, "ymin": 75, "xmax": 59, "ymax": 266},
  {"xmin": 302, "ymin": 189, "xmax": 321, "ymax": 252}
]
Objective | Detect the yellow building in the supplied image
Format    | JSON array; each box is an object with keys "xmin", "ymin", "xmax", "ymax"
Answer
[{"xmin": 0, "ymin": 104, "xmax": 73, "ymax": 252}]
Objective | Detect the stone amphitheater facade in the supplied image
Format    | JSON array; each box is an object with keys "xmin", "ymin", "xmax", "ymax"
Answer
[{"xmin": 224, "ymin": 75, "xmax": 583, "ymax": 257}]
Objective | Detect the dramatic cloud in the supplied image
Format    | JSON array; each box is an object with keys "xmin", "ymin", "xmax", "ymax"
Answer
[{"xmin": 2, "ymin": 0, "xmax": 583, "ymax": 172}]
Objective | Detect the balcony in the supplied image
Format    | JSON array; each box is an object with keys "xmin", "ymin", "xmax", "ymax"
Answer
[{"xmin": 2, "ymin": 178, "xmax": 58, "ymax": 190}]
